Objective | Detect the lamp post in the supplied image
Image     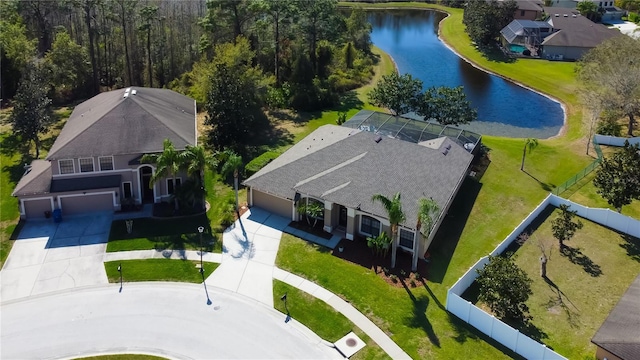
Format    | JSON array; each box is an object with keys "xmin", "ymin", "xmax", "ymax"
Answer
[
  {"xmin": 117, "ymin": 263, "xmax": 122, "ymax": 292},
  {"xmin": 198, "ymin": 226, "xmax": 204, "ymax": 273}
]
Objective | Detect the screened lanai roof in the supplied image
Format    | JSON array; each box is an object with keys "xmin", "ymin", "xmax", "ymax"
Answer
[{"xmin": 342, "ymin": 110, "xmax": 481, "ymax": 151}]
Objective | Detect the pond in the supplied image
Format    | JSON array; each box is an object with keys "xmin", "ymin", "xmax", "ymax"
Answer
[{"xmin": 368, "ymin": 10, "xmax": 565, "ymax": 138}]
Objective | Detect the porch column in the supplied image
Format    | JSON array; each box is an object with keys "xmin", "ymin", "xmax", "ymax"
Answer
[
  {"xmin": 412, "ymin": 231, "xmax": 420, "ymax": 272},
  {"xmin": 346, "ymin": 208, "xmax": 356, "ymax": 240},
  {"xmin": 323, "ymin": 201, "xmax": 333, "ymax": 233}
]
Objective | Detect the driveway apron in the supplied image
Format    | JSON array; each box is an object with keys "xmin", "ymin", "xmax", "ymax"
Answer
[
  {"xmin": 1, "ymin": 212, "xmax": 112, "ymax": 302},
  {"xmin": 206, "ymin": 208, "xmax": 290, "ymax": 307}
]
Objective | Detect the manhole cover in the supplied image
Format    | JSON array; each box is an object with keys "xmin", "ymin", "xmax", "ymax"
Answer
[{"xmin": 346, "ymin": 338, "xmax": 357, "ymax": 347}]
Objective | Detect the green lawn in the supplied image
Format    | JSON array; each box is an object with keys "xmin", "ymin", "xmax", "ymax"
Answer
[
  {"xmin": 273, "ymin": 280, "xmax": 388, "ymax": 359},
  {"xmin": 104, "ymin": 259, "xmax": 217, "ymax": 283},
  {"xmin": 75, "ymin": 355, "xmax": 166, "ymax": 360},
  {"xmin": 509, "ymin": 207, "xmax": 640, "ymax": 359},
  {"xmin": 107, "ymin": 215, "xmax": 221, "ymax": 253}
]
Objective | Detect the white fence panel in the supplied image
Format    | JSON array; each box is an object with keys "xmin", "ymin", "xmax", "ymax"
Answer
[
  {"xmin": 491, "ymin": 195, "xmax": 551, "ymax": 256},
  {"xmin": 468, "ymin": 305, "xmax": 493, "ymax": 336},
  {"xmin": 608, "ymin": 212, "xmax": 630, "ymax": 232},
  {"xmin": 594, "ymin": 134, "xmax": 640, "ymax": 147},
  {"xmin": 515, "ymin": 333, "xmax": 545, "ymax": 359},
  {"xmin": 628, "ymin": 218, "xmax": 640, "ymax": 238},
  {"xmin": 449, "ymin": 257, "xmax": 489, "ymax": 295},
  {"xmin": 585, "ymin": 208, "xmax": 610, "ymax": 224},
  {"xmin": 491, "ymin": 319, "xmax": 518, "ymax": 351},
  {"xmin": 446, "ymin": 293, "xmax": 472, "ymax": 322}
]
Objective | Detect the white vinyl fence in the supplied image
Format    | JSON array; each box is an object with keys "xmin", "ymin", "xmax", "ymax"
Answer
[
  {"xmin": 594, "ymin": 134, "xmax": 640, "ymax": 147},
  {"xmin": 446, "ymin": 194, "xmax": 640, "ymax": 359}
]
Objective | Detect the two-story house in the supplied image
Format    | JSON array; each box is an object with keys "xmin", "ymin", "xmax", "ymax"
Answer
[{"xmin": 12, "ymin": 87, "xmax": 196, "ymax": 219}]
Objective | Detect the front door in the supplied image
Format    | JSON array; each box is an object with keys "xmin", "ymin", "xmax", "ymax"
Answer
[
  {"xmin": 140, "ymin": 166, "xmax": 154, "ymax": 203},
  {"xmin": 339, "ymin": 205, "xmax": 347, "ymax": 228}
]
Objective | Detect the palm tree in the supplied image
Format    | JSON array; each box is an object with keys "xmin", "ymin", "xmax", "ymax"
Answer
[
  {"xmin": 521, "ymin": 138, "xmax": 538, "ymax": 171},
  {"xmin": 141, "ymin": 139, "xmax": 184, "ymax": 210},
  {"xmin": 417, "ymin": 197, "xmax": 439, "ymax": 239},
  {"xmin": 371, "ymin": 192, "xmax": 406, "ymax": 268},
  {"xmin": 221, "ymin": 150, "xmax": 244, "ymax": 212},
  {"xmin": 181, "ymin": 145, "xmax": 217, "ymax": 209}
]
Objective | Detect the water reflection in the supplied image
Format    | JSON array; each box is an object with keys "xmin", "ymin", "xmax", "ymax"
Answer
[{"xmin": 367, "ymin": 10, "xmax": 564, "ymax": 138}]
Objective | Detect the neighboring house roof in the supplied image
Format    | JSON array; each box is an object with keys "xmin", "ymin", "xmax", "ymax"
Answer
[
  {"xmin": 512, "ymin": 0, "xmax": 544, "ymax": 12},
  {"xmin": 591, "ymin": 273, "xmax": 640, "ymax": 360},
  {"xmin": 501, "ymin": 20, "xmax": 553, "ymax": 43},
  {"xmin": 11, "ymin": 160, "xmax": 52, "ymax": 196},
  {"xmin": 47, "ymin": 87, "xmax": 196, "ymax": 160},
  {"xmin": 543, "ymin": 13, "xmax": 621, "ymax": 47},
  {"xmin": 244, "ymin": 124, "xmax": 474, "ymax": 230}
]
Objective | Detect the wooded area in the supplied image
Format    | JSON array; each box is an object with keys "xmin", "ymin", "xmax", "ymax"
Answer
[{"xmin": 1, "ymin": 0, "xmax": 375, "ymax": 110}]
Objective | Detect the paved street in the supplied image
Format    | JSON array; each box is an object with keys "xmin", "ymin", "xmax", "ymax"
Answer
[{"xmin": 1, "ymin": 283, "xmax": 341, "ymax": 360}]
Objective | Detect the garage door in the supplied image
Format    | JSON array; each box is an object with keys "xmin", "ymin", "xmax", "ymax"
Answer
[
  {"xmin": 252, "ymin": 190, "xmax": 292, "ymax": 219},
  {"xmin": 24, "ymin": 198, "xmax": 53, "ymax": 219},
  {"xmin": 60, "ymin": 193, "xmax": 114, "ymax": 216}
]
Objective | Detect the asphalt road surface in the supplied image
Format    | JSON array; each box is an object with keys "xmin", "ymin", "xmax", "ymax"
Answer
[{"xmin": 1, "ymin": 283, "xmax": 340, "ymax": 360}]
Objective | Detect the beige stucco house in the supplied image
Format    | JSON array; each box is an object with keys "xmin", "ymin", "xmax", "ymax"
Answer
[
  {"xmin": 243, "ymin": 111, "xmax": 480, "ymax": 271},
  {"xmin": 12, "ymin": 87, "xmax": 196, "ymax": 219}
]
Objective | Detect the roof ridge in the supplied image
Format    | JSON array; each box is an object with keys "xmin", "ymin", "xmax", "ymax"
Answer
[
  {"xmin": 11, "ymin": 161, "xmax": 51, "ymax": 196},
  {"xmin": 294, "ymin": 152, "xmax": 367, "ymax": 188}
]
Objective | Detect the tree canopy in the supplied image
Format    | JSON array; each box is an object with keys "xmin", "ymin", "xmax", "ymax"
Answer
[
  {"xmin": 476, "ymin": 255, "xmax": 533, "ymax": 323},
  {"xmin": 368, "ymin": 72, "xmax": 422, "ymax": 116},
  {"xmin": 551, "ymin": 204, "xmax": 583, "ymax": 248},
  {"xmin": 593, "ymin": 140, "xmax": 640, "ymax": 212},
  {"xmin": 463, "ymin": 0, "xmax": 517, "ymax": 46},
  {"xmin": 577, "ymin": 36, "xmax": 640, "ymax": 136}
]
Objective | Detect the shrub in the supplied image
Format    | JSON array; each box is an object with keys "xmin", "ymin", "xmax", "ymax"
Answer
[
  {"xmin": 245, "ymin": 151, "xmax": 281, "ymax": 177},
  {"xmin": 629, "ymin": 12, "xmax": 639, "ymax": 23},
  {"xmin": 596, "ymin": 110, "xmax": 622, "ymax": 136},
  {"xmin": 389, "ymin": 274, "xmax": 398, "ymax": 283}
]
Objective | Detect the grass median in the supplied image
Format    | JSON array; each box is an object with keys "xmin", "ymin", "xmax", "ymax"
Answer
[{"xmin": 104, "ymin": 259, "xmax": 218, "ymax": 283}]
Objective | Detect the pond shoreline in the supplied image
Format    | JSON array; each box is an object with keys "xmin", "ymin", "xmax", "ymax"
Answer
[{"xmin": 354, "ymin": 5, "xmax": 568, "ymax": 139}]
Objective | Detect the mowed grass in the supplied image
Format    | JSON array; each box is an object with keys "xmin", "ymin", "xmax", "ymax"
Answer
[
  {"xmin": 511, "ymin": 207, "xmax": 640, "ymax": 359},
  {"xmin": 273, "ymin": 280, "xmax": 388, "ymax": 359},
  {"xmin": 276, "ymin": 234, "xmax": 517, "ymax": 359},
  {"xmin": 106, "ymin": 215, "xmax": 221, "ymax": 253},
  {"xmin": 75, "ymin": 355, "xmax": 167, "ymax": 360},
  {"xmin": 104, "ymin": 259, "xmax": 217, "ymax": 283}
]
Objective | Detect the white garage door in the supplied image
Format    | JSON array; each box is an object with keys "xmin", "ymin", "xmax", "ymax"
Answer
[
  {"xmin": 24, "ymin": 198, "xmax": 53, "ymax": 219},
  {"xmin": 252, "ymin": 190, "xmax": 292, "ymax": 219},
  {"xmin": 60, "ymin": 193, "xmax": 114, "ymax": 216}
]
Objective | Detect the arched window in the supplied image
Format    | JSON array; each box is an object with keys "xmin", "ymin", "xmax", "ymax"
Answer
[{"xmin": 360, "ymin": 215, "xmax": 381, "ymax": 236}]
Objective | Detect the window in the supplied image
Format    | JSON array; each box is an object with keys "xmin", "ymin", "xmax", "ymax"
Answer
[
  {"xmin": 520, "ymin": 10, "xmax": 525, "ymax": 16},
  {"xmin": 360, "ymin": 215, "xmax": 381, "ymax": 236},
  {"xmin": 122, "ymin": 182, "xmax": 133, "ymax": 198},
  {"xmin": 79, "ymin": 158, "xmax": 94, "ymax": 172},
  {"xmin": 167, "ymin": 178, "xmax": 182, "ymax": 194},
  {"xmin": 99, "ymin": 156, "xmax": 114, "ymax": 171},
  {"xmin": 399, "ymin": 229, "xmax": 415, "ymax": 249},
  {"xmin": 59, "ymin": 159, "xmax": 74, "ymax": 174}
]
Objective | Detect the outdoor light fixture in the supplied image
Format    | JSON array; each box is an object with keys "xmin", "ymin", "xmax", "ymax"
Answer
[
  {"xmin": 293, "ymin": 192, "xmax": 301, "ymax": 203},
  {"xmin": 198, "ymin": 226, "xmax": 205, "ymax": 273}
]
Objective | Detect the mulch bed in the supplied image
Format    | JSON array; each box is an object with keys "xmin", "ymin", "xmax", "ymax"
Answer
[
  {"xmin": 287, "ymin": 220, "xmax": 333, "ymax": 240},
  {"xmin": 332, "ymin": 236, "xmax": 431, "ymax": 288}
]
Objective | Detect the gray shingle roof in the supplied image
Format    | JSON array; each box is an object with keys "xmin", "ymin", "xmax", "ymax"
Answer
[
  {"xmin": 244, "ymin": 125, "xmax": 473, "ymax": 229},
  {"xmin": 46, "ymin": 87, "xmax": 196, "ymax": 160},
  {"xmin": 543, "ymin": 14, "xmax": 621, "ymax": 47},
  {"xmin": 11, "ymin": 160, "xmax": 52, "ymax": 196},
  {"xmin": 592, "ymin": 273, "xmax": 640, "ymax": 360}
]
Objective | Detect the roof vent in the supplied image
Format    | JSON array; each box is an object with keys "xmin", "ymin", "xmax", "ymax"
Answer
[
  {"xmin": 446, "ymin": 144, "xmax": 452, "ymax": 150},
  {"xmin": 374, "ymin": 135, "xmax": 382, "ymax": 143},
  {"xmin": 442, "ymin": 149, "xmax": 449, "ymax": 156},
  {"xmin": 555, "ymin": 13, "xmax": 559, "ymax": 17},
  {"xmin": 132, "ymin": 89, "xmax": 137, "ymax": 95},
  {"xmin": 572, "ymin": 14, "xmax": 577, "ymax": 17},
  {"xmin": 123, "ymin": 87, "xmax": 131, "ymax": 98},
  {"xmin": 563, "ymin": 14, "xmax": 568, "ymax": 17}
]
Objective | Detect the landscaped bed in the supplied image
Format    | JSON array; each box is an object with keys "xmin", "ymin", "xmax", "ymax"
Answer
[
  {"xmin": 104, "ymin": 259, "xmax": 218, "ymax": 283},
  {"xmin": 106, "ymin": 216, "xmax": 222, "ymax": 253},
  {"xmin": 462, "ymin": 206, "xmax": 640, "ymax": 359}
]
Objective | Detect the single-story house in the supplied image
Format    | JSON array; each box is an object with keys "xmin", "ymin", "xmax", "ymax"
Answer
[
  {"xmin": 591, "ymin": 273, "xmax": 640, "ymax": 360},
  {"xmin": 243, "ymin": 110, "xmax": 481, "ymax": 271},
  {"xmin": 12, "ymin": 87, "xmax": 196, "ymax": 219},
  {"xmin": 543, "ymin": 11, "xmax": 622, "ymax": 60},
  {"xmin": 509, "ymin": 0, "xmax": 545, "ymax": 21},
  {"xmin": 501, "ymin": 10, "xmax": 621, "ymax": 60}
]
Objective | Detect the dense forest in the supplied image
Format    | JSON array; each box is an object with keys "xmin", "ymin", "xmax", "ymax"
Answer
[{"xmin": 1, "ymin": 0, "xmax": 375, "ymax": 112}]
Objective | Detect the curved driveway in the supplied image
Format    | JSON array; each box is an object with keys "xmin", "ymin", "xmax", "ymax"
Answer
[{"xmin": 1, "ymin": 283, "xmax": 340, "ymax": 360}]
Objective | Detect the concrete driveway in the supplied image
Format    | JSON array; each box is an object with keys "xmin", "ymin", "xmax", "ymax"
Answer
[
  {"xmin": 1, "ymin": 212, "xmax": 112, "ymax": 302},
  {"xmin": 1, "ymin": 283, "xmax": 340, "ymax": 360}
]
